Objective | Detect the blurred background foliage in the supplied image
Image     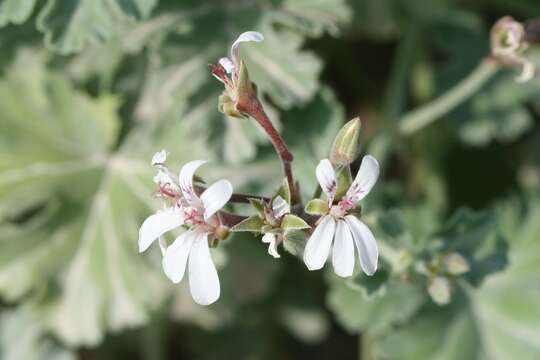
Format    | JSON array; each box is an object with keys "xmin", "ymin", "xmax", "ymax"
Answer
[{"xmin": 1, "ymin": 0, "xmax": 540, "ymax": 359}]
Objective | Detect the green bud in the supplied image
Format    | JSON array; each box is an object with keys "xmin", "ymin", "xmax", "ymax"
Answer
[
  {"xmin": 215, "ymin": 225, "xmax": 230, "ymax": 241},
  {"xmin": 428, "ymin": 276, "xmax": 451, "ymax": 306},
  {"xmin": 218, "ymin": 93, "xmax": 243, "ymax": 119},
  {"xmin": 443, "ymin": 253, "xmax": 470, "ymax": 276},
  {"xmin": 330, "ymin": 117, "xmax": 362, "ymax": 166},
  {"xmin": 305, "ymin": 199, "xmax": 329, "ymax": 216}
]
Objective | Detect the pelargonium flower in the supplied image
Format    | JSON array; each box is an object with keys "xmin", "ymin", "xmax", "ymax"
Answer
[
  {"xmin": 139, "ymin": 151, "xmax": 233, "ymax": 305},
  {"xmin": 491, "ymin": 16, "xmax": 535, "ymax": 83},
  {"xmin": 210, "ymin": 31, "xmax": 264, "ymax": 118},
  {"xmin": 303, "ymin": 156, "xmax": 380, "ymax": 277}
]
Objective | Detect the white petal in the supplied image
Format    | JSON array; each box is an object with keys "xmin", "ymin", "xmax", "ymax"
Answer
[
  {"xmin": 138, "ymin": 207, "xmax": 184, "ymax": 253},
  {"xmin": 262, "ymin": 233, "xmax": 280, "ymax": 258},
  {"xmin": 230, "ymin": 31, "xmax": 264, "ymax": 67},
  {"xmin": 316, "ymin": 159, "xmax": 337, "ymax": 204},
  {"xmin": 179, "ymin": 160, "xmax": 207, "ymax": 203},
  {"xmin": 272, "ymin": 195, "xmax": 290, "ymax": 219},
  {"xmin": 158, "ymin": 237, "xmax": 167, "ymax": 256},
  {"xmin": 516, "ymin": 58, "xmax": 535, "ymax": 83},
  {"xmin": 332, "ymin": 220, "xmax": 355, "ymax": 277},
  {"xmin": 162, "ymin": 231, "xmax": 196, "ymax": 283},
  {"xmin": 153, "ymin": 168, "xmax": 180, "ymax": 190},
  {"xmin": 345, "ymin": 215, "xmax": 378, "ymax": 276},
  {"xmin": 219, "ymin": 57, "xmax": 235, "ymax": 74},
  {"xmin": 200, "ymin": 179, "xmax": 233, "ymax": 220},
  {"xmin": 151, "ymin": 150, "xmax": 168, "ymax": 165},
  {"xmin": 188, "ymin": 233, "xmax": 220, "ymax": 305},
  {"xmin": 303, "ymin": 216, "xmax": 336, "ymax": 271},
  {"xmin": 346, "ymin": 155, "xmax": 379, "ymax": 204}
]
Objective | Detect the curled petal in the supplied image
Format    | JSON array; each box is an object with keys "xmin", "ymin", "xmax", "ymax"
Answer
[
  {"xmin": 346, "ymin": 155, "xmax": 379, "ymax": 204},
  {"xmin": 272, "ymin": 196, "xmax": 290, "ymax": 219},
  {"xmin": 151, "ymin": 149, "xmax": 168, "ymax": 165},
  {"xmin": 230, "ymin": 31, "xmax": 264, "ymax": 68},
  {"xmin": 200, "ymin": 179, "xmax": 233, "ymax": 220},
  {"xmin": 344, "ymin": 215, "xmax": 378, "ymax": 276},
  {"xmin": 188, "ymin": 233, "xmax": 220, "ymax": 305},
  {"xmin": 138, "ymin": 207, "xmax": 184, "ymax": 253},
  {"xmin": 303, "ymin": 216, "xmax": 336, "ymax": 271},
  {"xmin": 179, "ymin": 160, "xmax": 207, "ymax": 203},
  {"xmin": 316, "ymin": 159, "xmax": 337, "ymax": 204},
  {"xmin": 162, "ymin": 231, "xmax": 196, "ymax": 283},
  {"xmin": 219, "ymin": 57, "xmax": 235, "ymax": 74},
  {"xmin": 262, "ymin": 233, "xmax": 280, "ymax": 258},
  {"xmin": 332, "ymin": 220, "xmax": 355, "ymax": 277}
]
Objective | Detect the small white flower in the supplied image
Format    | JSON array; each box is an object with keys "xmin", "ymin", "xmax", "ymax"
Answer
[
  {"xmin": 211, "ymin": 31, "xmax": 264, "ymax": 102},
  {"xmin": 303, "ymin": 156, "xmax": 380, "ymax": 277},
  {"xmin": 151, "ymin": 149, "xmax": 168, "ymax": 165},
  {"xmin": 260, "ymin": 195, "xmax": 290, "ymax": 258},
  {"xmin": 139, "ymin": 157, "xmax": 233, "ymax": 305},
  {"xmin": 262, "ymin": 233, "xmax": 281, "ymax": 258}
]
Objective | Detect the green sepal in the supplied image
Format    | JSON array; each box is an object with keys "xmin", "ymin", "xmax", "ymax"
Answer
[
  {"xmin": 282, "ymin": 229, "xmax": 306, "ymax": 256},
  {"xmin": 248, "ymin": 198, "xmax": 266, "ymax": 219},
  {"xmin": 218, "ymin": 93, "xmax": 244, "ymax": 119},
  {"xmin": 305, "ymin": 198, "xmax": 329, "ymax": 215},
  {"xmin": 334, "ymin": 166, "xmax": 353, "ymax": 201},
  {"xmin": 274, "ymin": 178, "xmax": 291, "ymax": 204},
  {"xmin": 236, "ymin": 60, "xmax": 255, "ymax": 108},
  {"xmin": 231, "ymin": 216, "xmax": 265, "ymax": 232},
  {"xmin": 281, "ymin": 214, "xmax": 310, "ymax": 230}
]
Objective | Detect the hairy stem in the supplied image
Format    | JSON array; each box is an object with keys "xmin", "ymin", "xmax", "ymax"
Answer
[
  {"xmin": 399, "ymin": 61, "xmax": 499, "ymax": 135},
  {"xmin": 238, "ymin": 96, "xmax": 299, "ymax": 204}
]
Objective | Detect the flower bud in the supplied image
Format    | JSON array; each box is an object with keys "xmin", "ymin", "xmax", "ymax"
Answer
[
  {"xmin": 215, "ymin": 225, "xmax": 230, "ymax": 241},
  {"xmin": 218, "ymin": 93, "xmax": 243, "ymax": 119},
  {"xmin": 330, "ymin": 117, "xmax": 362, "ymax": 166},
  {"xmin": 428, "ymin": 276, "xmax": 451, "ymax": 306},
  {"xmin": 443, "ymin": 252, "xmax": 470, "ymax": 275}
]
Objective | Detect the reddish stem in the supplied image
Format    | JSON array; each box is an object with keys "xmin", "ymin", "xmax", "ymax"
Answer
[{"xmin": 237, "ymin": 96, "xmax": 299, "ymax": 204}]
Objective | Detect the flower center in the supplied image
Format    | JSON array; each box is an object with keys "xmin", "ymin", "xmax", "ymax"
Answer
[
  {"xmin": 329, "ymin": 198, "xmax": 355, "ymax": 218},
  {"xmin": 183, "ymin": 206, "xmax": 205, "ymax": 226}
]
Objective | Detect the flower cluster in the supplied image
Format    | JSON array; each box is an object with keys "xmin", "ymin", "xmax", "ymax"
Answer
[{"xmin": 138, "ymin": 32, "xmax": 382, "ymax": 306}]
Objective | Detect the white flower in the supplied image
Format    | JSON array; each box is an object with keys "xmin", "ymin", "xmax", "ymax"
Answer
[
  {"xmin": 211, "ymin": 31, "xmax": 264, "ymax": 103},
  {"xmin": 262, "ymin": 233, "xmax": 281, "ymax": 258},
  {"xmin": 303, "ymin": 156, "xmax": 380, "ymax": 277},
  {"xmin": 139, "ymin": 157, "xmax": 233, "ymax": 305}
]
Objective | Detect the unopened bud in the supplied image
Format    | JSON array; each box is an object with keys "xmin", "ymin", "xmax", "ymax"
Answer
[
  {"xmin": 428, "ymin": 276, "xmax": 451, "ymax": 305},
  {"xmin": 218, "ymin": 93, "xmax": 243, "ymax": 119},
  {"xmin": 330, "ymin": 117, "xmax": 362, "ymax": 166},
  {"xmin": 215, "ymin": 225, "xmax": 230, "ymax": 241},
  {"xmin": 443, "ymin": 252, "xmax": 470, "ymax": 275},
  {"xmin": 491, "ymin": 16, "xmax": 526, "ymax": 57}
]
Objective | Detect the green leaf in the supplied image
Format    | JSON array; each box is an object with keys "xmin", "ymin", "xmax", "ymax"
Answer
[
  {"xmin": 231, "ymin": 216, "xmax": 265, "ymax": 233},
  {"xmin": 0, "ymin": 51, "xmax": 215, "ymax": 346},
  {"xmin": 0, "ymin": 0, "xmax": 36, "ymax": 26},
  {"xmin": 305, "ymin": 199, "xmax": 329, "ymax": 216},
  {"xmin": 36, "ymin": 0, "xmax": 157, "ymax": 54},
  {"xmin": 0, "ymin": 309, "xmax": 75, "ymax": 360},
  {"xmin": 280, "ymin": 214, "xmax": 310, "ymax": 230},
  {"xmin": 347, "ymin": 266, "xmax": 390, "ymax": 299},
  {"xmin": 379, "ymin": 196, "xmax": 540, "ymax": 360},
  {"xmin": 327, "ymin": 273, "xmax": 425, "ymax": 335}
]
